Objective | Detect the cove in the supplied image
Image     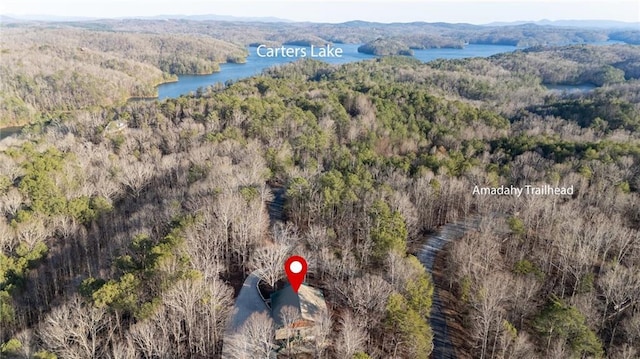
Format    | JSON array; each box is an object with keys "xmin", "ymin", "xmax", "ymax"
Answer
[{"xmin": 0, "ymin": 126, "xmax": 24, "ymax": 141}]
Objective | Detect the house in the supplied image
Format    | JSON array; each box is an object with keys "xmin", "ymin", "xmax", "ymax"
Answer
[
  {"xmin": 104, "ymin": 120, "xmax": 127, "ymax": 134},
  {"xmin": 270, "ymin": 284, "xmax": 328, "ymax": 341}
]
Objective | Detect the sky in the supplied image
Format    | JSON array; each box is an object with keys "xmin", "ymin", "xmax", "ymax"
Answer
[{"xmin": 2, "ymin": 0, "xmax": 639, "ymax": 24}]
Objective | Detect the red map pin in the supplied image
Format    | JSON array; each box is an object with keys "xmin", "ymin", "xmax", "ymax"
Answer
[{"xmin": 284, "ymin": 255, "xmax": 307, "ymax": 293}]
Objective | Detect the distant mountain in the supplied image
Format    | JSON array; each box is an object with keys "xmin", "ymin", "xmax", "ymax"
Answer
[
  {"xmin": 1, "ymin": 13, "xmax": 291, "ymax": 23},
  {"xmin": 2, "ymin": 15, "xmax": 636, "ymax": 28},
  {"xmin": 137, "ymin": 14, "xmax": 292, "ymax": 22},
  {"xmin": 486, "ymin": 19, "xmax": 640, "ymax": 29},
  {"xmin": 0, "ymin": 15, "xmax": 17, "ymax": 23},
  {"xmin": 1, "ymin": 14, "xmax": 99, "ymax": 22}
]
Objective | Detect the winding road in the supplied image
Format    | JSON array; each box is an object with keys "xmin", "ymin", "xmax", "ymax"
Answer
[
  {"xmin": 225, "ymin": 184, "xmax": 477, "ymax": 358},
  {"xmin": 225, "ymin": 271, "xmax": 269, "ymax": 332},
  {"xmin": 417, "ymin": 219, "xmax": 479, "ymax": 359},
  {"xmin": 222, "ymin": 186, "xmax": 285, "ymax": 356},
  {"xmin": 221, "ymin": 270, "xmax": 269, "ymax": 357}
]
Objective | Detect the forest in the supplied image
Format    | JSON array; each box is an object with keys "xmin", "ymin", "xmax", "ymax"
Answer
[
  {"xmin": 0, "ymin": 19, "xmax": 639, "ymax": 359},
  {"xmin": 0, "ymin": 26, "xmax": 247, "ymax": 126},
  {"xmin": 2, "ymin": 19, "xmax": 639, "ymax": 127}
]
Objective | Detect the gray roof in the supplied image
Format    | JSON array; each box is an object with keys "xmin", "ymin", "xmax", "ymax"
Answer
[{"xmin": 270, "ymin": 284, "xmax": 327, "ymax": 328}]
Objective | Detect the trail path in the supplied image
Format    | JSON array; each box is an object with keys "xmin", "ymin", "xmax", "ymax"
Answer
[{"xmin": 417, "ymin": 219, "xmax": 479, "ymax": 359}]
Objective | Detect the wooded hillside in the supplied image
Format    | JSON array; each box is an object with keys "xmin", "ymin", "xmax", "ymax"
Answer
[
  {"xmin": 0, "ymin": 31, "xmax": 639, "ymax": 359},
  {"xmin": 2, "ymin": 19, "xmax": 637, "ymax": 128},
  {"xmin": 0, "ymin": 26, "xmax": 247, "ymax": 126}
]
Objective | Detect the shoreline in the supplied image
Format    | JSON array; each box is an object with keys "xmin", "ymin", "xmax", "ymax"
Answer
[
  {"xmin": 124, "ymin": 59, "xmax": 247, "ymax": 102},
  {"xmin": 0, "ymin": 60, "xmax": 244, "ymax": 130},
  {"xmin": 0, "ymin": 125, "xmax": 25, "ymax": 140}
]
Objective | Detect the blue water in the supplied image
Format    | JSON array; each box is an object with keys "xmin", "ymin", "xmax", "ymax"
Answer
[
  {"xmin": 157, "ymin": 43, "xmax": 527, "ymax": 99},
  {"xmin": 157, "ymin": 44, "xmax": 376, "ymax": 99},
  {"xmin": 411, "ymin": 44, "xmax": 517, "ymax": 62},
  {"xmin": 0, "ymin": 126, "xmax": 23, "ymax": 141},
  {"xmin": 544, "ymin": 83, "xmax": 597, "ymax": 93}
]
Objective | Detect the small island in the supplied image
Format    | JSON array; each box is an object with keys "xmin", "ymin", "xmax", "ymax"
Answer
[
  {"xmin": 358, "ymin": 38, "xmax": 415, "ymax": 56},
  {"xmin": 358, "ymin": 35, "xmax": 470, "ymax": 56}
]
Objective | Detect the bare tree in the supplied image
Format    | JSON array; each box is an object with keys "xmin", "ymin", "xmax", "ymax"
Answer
[
  {"xmin": 346, "ymin": 275, "xmax": 394, "ymax": 331},
  {"xmin": 39, "ymin": 295, "xmax": 111, "ymax": 359},
  {"xmin": 547, "ymin": 340, "xmax": 570, "ymax": 359},
  {"xmin": 610, "ymin": 344, "xmax": 638, "ymax": 359},
  {"xmin": 0, "ymin": 218, "xmax": 16, "ymax": 253},
  {"xmin": 302, "ymin": 224, "xmax": 332, "ymax": 279},
  {"xmin": 15, "ymin": 215, "xmax": 48, "ymax": 250},
  {"xmin": 184, "ymin": 200, "xmax": 227, "ymax": 280},
  {"xmin": 52, "ymin": 214, "xmax": 80, "ymax": 239},
  {"xmin": 119, "ymin": 160, "xmax": 153, "ymax": 198},
  {"xmin": 249, "ymin": 242, "xmax": 290, "ymax": 289},
  {"xmin": 277, "ymin": 305, "xmax": 302, "ymax": 355},
  {"xmin": 303, "ymin": 224, "xmax": 328, "ymax": 253},
  {"xmin": 11, "ymin": 329, "xmax": 37, "ymax": 359},
  {"xmin": 231, "ymin": 194, "xmax": 268, "ymax": 269},
  {"xmin": 622, "ymin": 311, "xmax": 640, "ymax": 348},
  {"xmin": 334, "ymin": 311, "xmax": 367, "ymax": 359},
  {"xmin": 272, "ymin": 222, "xmax": 301, "ymax": 247},
  {"xmin": 225, "ymin": 312, "xmax": 275, "ymax": 359},
  {"xmin": 158, "ymin": 276, "xmax": 232, "ymax": 357},
  {"xmin": 510, "ymin": 331, "xmax": 536, "ymax": 359},
  {"xmin": 308, "ymin": 309, "xmax": 332, "ymax": 359},
  {"xmin": 214, "ymin": 191, "xmax": 241, "ymax": 264},
  {"xmin": 384, "ymin": 251, "xmax": 426, "ymax": 292},
  {"xmin": 385, "ymin": 250, "xmax": 405, "ymax": 290},
  {"xmin": 599, "ymin": 263, "xmax": 640, "ymax": 347},
  {"xmin": 91, "ymin": 158, "xmax": 122, "ymax": 200},
  {"xmin": 449, "ymin": 229, "xmax": 500, "ymax": 288},
  {"xmin": 223, "ymin": 333, "xmax": 252, "ymax": 359},
  {"xmin": 235, "ymin": 141, "xmax": 269, "ymax": 187},
  {"xmin": 471, "ymin": 273, "xmax": 510, "ymax": 359},
  {"xmin": 202, "ymin": 277, "xmax": 234, "ymax": 354},
  {"xmin": 1, "ymin": 187, "xmax": 23, "ymax": 217},
  {"xmin": 0, "ymin": 155, "xmax": 23, "ymax": 183},
  {"xmin": 389, "ymin": 191, "xmax": 419, "ymax": 240},
  {"xmin": 162, "ymin": 278, "xmax": 205, "ymax": 356},
  {"xmin": 108, "ymin": 338, "xmax": 136, "ymax": 359},
  {"xmin": 130, "ymin": 310, "xmax": 171, "ymax": 359}
]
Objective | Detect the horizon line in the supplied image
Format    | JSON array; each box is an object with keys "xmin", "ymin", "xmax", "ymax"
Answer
[{"xmin": 2, "ymin": 14, "xmax": 639, "ymax": 27}]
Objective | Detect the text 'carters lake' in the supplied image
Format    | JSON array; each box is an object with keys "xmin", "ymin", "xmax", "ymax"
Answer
[{"xmin": 256, "ymin": 44, "xmax": 343, "ymax": 58}]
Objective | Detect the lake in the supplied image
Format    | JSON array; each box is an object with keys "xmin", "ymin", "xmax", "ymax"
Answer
[
  {"xmin": 544, "ymin": 83, "xmax": 597, "ymax": 94},
  {"xmin": 412, "ymin": 43, "xmax": 518, "ymax": 62},
  {"xmin": 0, "ymin": 126, "xmax": 24, "ymax": 141},
  {"xmin": 157, "ymin": 43, "xmax": 518, "ymax": 99}
]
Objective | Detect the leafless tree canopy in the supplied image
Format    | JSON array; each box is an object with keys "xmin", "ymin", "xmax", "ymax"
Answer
[{"xmin": 1, "ymin": 23, "xmax": 639, "ymax": 359}]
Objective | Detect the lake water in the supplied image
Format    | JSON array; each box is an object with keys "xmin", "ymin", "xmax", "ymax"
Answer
[
  {"xmin": 157, "ymin": 43, "xmax": 518, "ymax": 99},
  {"xmin": 412, "ymin": 43, "xmax": 517, "ymax": 62},
  {"xmin": 544, "ymin": 83, "xmax": 597, "ymax": 94},
  {"xmin": 0, "ymin": 126, "xmax": 23, "ymax": 141},
  {"xmin": 157, "ymin": 44, "xmax": 375, "ymax": 99}
]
